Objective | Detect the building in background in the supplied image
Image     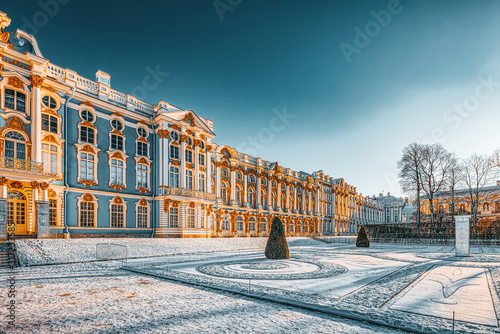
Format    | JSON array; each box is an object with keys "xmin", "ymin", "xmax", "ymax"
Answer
[
  {"xmin": 0, "ymin": 11, "xmax": 385, "ymax": 238},
  {"xmin": 370, "ymin": 193, "xmax": 416, "ymax": 224}
]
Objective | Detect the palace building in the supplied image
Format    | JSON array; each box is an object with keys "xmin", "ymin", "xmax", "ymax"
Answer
[{"xmin": 0, "ymin": 11, "xmax": 385, "ymax": 239}]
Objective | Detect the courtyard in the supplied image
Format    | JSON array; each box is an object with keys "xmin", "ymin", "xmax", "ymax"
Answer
[{"xmin": 1, "ymin": 238, "xmax": 499, "ymax": 333}]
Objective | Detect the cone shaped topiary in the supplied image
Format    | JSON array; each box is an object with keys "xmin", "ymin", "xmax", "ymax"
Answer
[
  {"xmin": 265, "ymin": 217, "xmax": 289, "ymax": 259},
  {"xmin": 356, "ymin": 225, "xmax": 370, "ymax": 247}
]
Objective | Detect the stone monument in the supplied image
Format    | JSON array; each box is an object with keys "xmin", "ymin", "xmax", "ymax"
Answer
[{"xmin": 455, "ymin": 215, "xmax": 470, "ymax": 257}]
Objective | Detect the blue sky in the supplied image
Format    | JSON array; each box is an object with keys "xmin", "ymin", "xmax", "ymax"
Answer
[{"xmin": 4, "ymin": 0, "xmax": 500, "ymax": 197}]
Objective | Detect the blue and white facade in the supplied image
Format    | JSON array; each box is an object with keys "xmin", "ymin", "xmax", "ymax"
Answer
[{"xmin": 0, "ymin": 11, "xmax": 385, "ymax": 238}]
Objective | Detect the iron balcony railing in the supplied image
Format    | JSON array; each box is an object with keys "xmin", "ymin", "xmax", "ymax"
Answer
[
  {"xmin": 0, "ymin": 156, "xmax": 44, "ymax": 174},
  {"xmin": 163, "ymin": 187, "xmax": 216, "ymax": 201}
]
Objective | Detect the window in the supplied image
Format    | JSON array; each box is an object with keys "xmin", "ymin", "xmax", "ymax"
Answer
[
  {"xmin": 111, "ymin": 204, "xmax": 124, "ymax": 227},
  {"xmin": 186, "ymin": 137, "xmax": 192, "ymax": 146},
  {"xmin": 137, "ymin": 127, "xmax": 148, "ymax": 138},
  {"xmin": 484, "ymin": 203, "xmax": 489, "ymax": 211},
  {"xmin": 81, "ymin": 110, "xmax": 94, "ymax": 122},
  {"xmin": 170, "ymin": 131, "xmax": 179, "ymax": 141},
  {"xmin": 222, "ymin": 168, "xmax": 229, "ymax": 177},
  {"xmin": 236, "ymin": 186, "xmax": 243, "ymax": 206},
  {"xmin": 110, "ymin": 159, "xmax": 124, "ymax": 185},
  {"xmin": 199, "ymin": 152, "xmax": 205, "ymax": 166},
  {"xmin": 199, "ymin": 141, "xmax": 205, "ymax": 150},
  {"xmin": 271, "ymin": 191, "xmax": 277, "ymax": 210},
  {"xmin": 289, "ymin": 224, "xmax": 294, "ymax": 232},
  {"xmin": 49, "ymin": 199, "xmax": 57, "ymax": 226},
  {"xmin": 137, "ymin": 141, "xmax": 148, "ymax": 157},
  {"xmin": 42, "ymin": 95, "xmax": 57, "ymax": 109},
  {"xmin": 222, "ymin": 216, "xmax": 230, "ymax": 230},
  {"xmin": 80, "ymin": 201, "xmax": 95, "ymax": 227},
  {"xmin": 42, "ymin": 114, "xmax": 58, "ymax": 133},
  {"xmin": 236, "ymin": 216, "xmax": 243, "ymax": 231},
  {"xmin": 186, "ymin": 170, "xmax": 193, "ymax": 189},
  {"xmin": 199, "ymin": 173, "xmax": 205, "ymax": 192},
  {"xmin": 236, "ymin": 172, "xmax": 243, "ymax": 181},
  {"xmin": 281, "ymin": 192, "xmax": 286, "ymax": 210},
  {"xmin": 110, "ymin": 134, "xmax": 124, "ymax": 151},
  {"xmin": 221, "ymin": 183, "xmax": 229, "ymax": 205},
  {"xmin": 187, "ymin": 207, "xmax": 196, "ymax": 228},
  {"xmin": 80, "ymin": 153, "xmax": 95, "ymax": 180},
  {"xmin": 170, "ymin": 145, "xmax": 179, "ymax": 159},
  {"xmin": 249, "ymin": 218, "xmax": 255, "ymax": 231},
  {"xmin": 80, "ymin": 126, "xmax": 95, "ymax": 144},
  {"xmin": 260, "ymin": 189, "xmax": 267, "ymax": 209},
  {"xmin": 4, "ymin": 131, "xmax": 26, "ymax": 160},
  {"xmin": 170, "ymin": 166, "xmax": 179, "ymax": 187},
  {"xmin": 248, "ymin": 187, "xmax": 255, "ymax": 208},
  {"xmin": 137, "ymin": 205, "xmax": 148, "ymax": 228},
  {"xmin": 111, "ymin": 119, "xmax": 123, "ymax": 131},
  {"xmin": 5, "ymin": 89, "xmax": 26, "ymax": 112},
  {"xmin": 137, "ymin": 164, "xmax": 148, "ymax": 188},
  {"xmin": 185, "ymin": 149, "xmax": 193, "ymax": 163},
  {"xmin": 169, "ymin": 207, "xmax": 178, "ymax": 227},
  {"xmin": 42, "ymin": 143, "xmax": 58, "ymax": 174},
  {"xmin": 260, "ymin": 219, "xmax": 267, "ymax": 232},
  {"xmin": 249, "ymin": 175, "xmax": 256, "ymax": 183},
  {"xmin": 261, "ymin": 178, "xmax": 267, "ymax": 186}
]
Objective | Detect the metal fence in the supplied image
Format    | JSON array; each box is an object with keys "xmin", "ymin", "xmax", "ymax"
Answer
[
  {"xmin": 96, "ymin": 243, "xmax": 128, "ymax": 264},
  {"xmin": 364, "ymin": 220, "xmax": 500, "ymax": 246}
]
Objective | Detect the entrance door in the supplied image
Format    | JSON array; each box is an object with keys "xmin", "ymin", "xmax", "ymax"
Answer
[{"xmin": 7, "ymin": 191, "xmax": 27, "ymax": 235}]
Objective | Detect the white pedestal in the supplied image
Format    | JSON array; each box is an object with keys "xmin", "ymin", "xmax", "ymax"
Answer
[{"xmin": 455, "ymin": 215, "xmax": 471, "ymax": 257}]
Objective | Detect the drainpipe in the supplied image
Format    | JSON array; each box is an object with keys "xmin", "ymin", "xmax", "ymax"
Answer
[
  {"xmin": 63, "ymin": 85, "xmax": 76, "ymax": 239},
  {"xmin": 150, "ymin": 116, "xmax": 155, "ymax": 238}
]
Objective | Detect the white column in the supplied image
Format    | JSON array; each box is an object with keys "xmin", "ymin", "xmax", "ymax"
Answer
[
  {"xmin": 180, "ymin": 133, "xmax": 186, "ymax": 188},
  {"xmin": 230, "ymin": 168, "xmax": 236, "ymax": 203},
  {"xmin": 215, "ymin": 161, "xmax": 221, "ymax": 200},
  {"xmin": 194, "ymin": 139, "xmax": 199, "ymax": 191},
  {"xmin": 206, "ymin": 150, "xmax": 211, "ymax": 193},
  {"xmin": 267, "ymin": 178, "xmax": 272, "ymax": 209},
  {"xmin": 277, "ymin": 181, "xmax": 281, "ymax": 209},
  {"xmin": 31, "ymin": 84, "xmax": 42, "ymax": 162},
  {"xmin": 256, "ymin": 173, "xmax": 262, "ymax": 207},
  {"xmin": 285, "ymin": 183, "xmax": 290, "ymax": 211},
  {"xmin": 243, "ymin": 173, "xmax": 248, "ymax": 206}
]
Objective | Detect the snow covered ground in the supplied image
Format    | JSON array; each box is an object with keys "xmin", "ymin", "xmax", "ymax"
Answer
[{"xmin": 4, "ymin": 238, "xmax": 500, "ymax": 333}]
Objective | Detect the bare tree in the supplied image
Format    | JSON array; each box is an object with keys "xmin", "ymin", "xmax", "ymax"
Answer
[
  {"xmin": 398, "ymin": 143, "xmax": 424, "ymax": 224},
  {"xmin": 419, "ymin": 144, "xmax": 454, "ymax": 224},
  {"xmin": 447, "ymin": 155, "xmax": 462, "ymax": 221},
  {"xmin": 461, "ymin": 154, "xmax": 495, "ymax": 225}
]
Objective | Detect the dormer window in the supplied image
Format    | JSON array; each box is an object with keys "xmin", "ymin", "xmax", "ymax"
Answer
[
  {"xmin": 111, "ymin": 119, "xmax": 123, "ymax": 131},
  {"xmin": 5, "ymin": 89, "xmax": 26, "ymax": 112},
  {"xmin": 42, "ymin": 95, "xmax": 57, "ymax": 109}
]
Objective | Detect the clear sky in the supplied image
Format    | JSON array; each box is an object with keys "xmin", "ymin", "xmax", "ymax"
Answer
[{"xmin": 4, "ymin": 0, "xmax": 500, "ymax": 197}]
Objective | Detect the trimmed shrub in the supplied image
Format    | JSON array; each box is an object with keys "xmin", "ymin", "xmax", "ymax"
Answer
[
  {"xmin": 356, "ymin": 225, "xmax": 370, "ymax": 247},
  {"xmin": 265, "ymin": 217, "xmax": 289, "ymax": 259}
]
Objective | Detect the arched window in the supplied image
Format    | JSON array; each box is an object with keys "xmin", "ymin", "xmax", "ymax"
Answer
[
  {"xmin": 4, "ymin": 131, "xmax": 26, "ymax": 160},
  {"xmin": 260, "ymin": 189, "xmax": 267, "ymax": 209},
  {"xmin": 222, "ymin": 168, "xmax": 229, "ymax": 177},
  {"xmin": 236, "ymin": 185, "xmax": 244, "ymax": 206},
  {"xmin": 249, "ymin": 217, "xmax": 256, "ymax": 231},
  {"xmin": 484, "ymin": 203, "xmax": 489, "ymax": 211},
  {"xmin": 281, "ymin": 192, "xmax": 286, "ymax": 210},
  {"xmin": 261, "ymin": 178, "xmax": 267, "ymax": 186},
  {"xmin": 222, "ymin": 215, "xmax": 230, "ymax": 230},
  {"xmin": 169, "ymin": 131, "xmax": 179, "ymax": 142},
  {"xmin": 272, "ymin": 180, "xmax": 277, "ymax": 189},
  {"xmin": 271, "ymin": 191, "xmax": 277, "ymax": 210},
  {"xmin": 249, "ymin": 175, "xmax": 256, "ymax": 183},
  {"xmin": 236, "ymin": 216, "xmax": 244, "ymax": 231},
  {"xmin": 260, "ymin": 218, "xmax": 267, "ymax": 232},
  {"xmin": 248, "ymin": 187, "xmax": 256, "ymax": 208},
  {"xmin": 236, "ymin": 172, "xmax": 243, "ymax": 181},
  {"xmin": 221, "ymin": 182, "xmax": 230, "ymax": 205}
]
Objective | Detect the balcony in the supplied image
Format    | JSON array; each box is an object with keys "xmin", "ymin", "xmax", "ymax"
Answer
[
  {"xmin": 0, "ymin": 156, "xmax": 52, "ymax": 182},
  {"xmin": 162, "ymin": 187, "xmax": 216, "ymax": 201}
]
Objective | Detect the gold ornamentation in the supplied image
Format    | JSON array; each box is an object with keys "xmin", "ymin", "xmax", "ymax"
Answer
[
  {"xmin": 7, "ymin": 77, "xmax": 24, "ymax": 89},
  {"xmin": 189, "ymin": 202, "xmax": 195, "ymax": 208},
  {"xmin": 113, "ymin": 197, "xmax": 123, "ymax": 204},
  {"xmin": 110, "ymin": 184, "xmax": 126, "ymax": 191},
  {"xmin": 206, "ymin": 145, "xmax": 213, "ymax": 152},
  {"xmin": 43, "ymin": 86, "xmax": 55, "ymax": 93},
  {"xmin": 180, "ymin": 134, "xmax": 187, "ymax": 143},
  {"xmin": 193, "ymin": 139, "xmax": 201, "ymax": 147},
  {"xmin": 30, "ymin": 75, "xmax": 43, "ymax": 88},
  {"xmin": 187, "ymin": 130, "xmax": 194, "ymax": 136},
  {"xmin": 171, "ymin": 124, "xmax": 180, "ymax": 131},
  {"xmin": 0, "ymin": 32, "xmax": 9, "ymax": 43},
  {"xmin": 139, "ymin": 199, "xmax": 148, "ymax": 206},
  {"xmin": 81, "ymin": 102, "xmax": 93, "ymax": 108},
  {"xmin": 42, "ymin": 108, "xmax": 60, "ymax": 118},
  {"xmin": 172, "ymin": 201, "xmax": 179, "ymax": 208},
  {"xmin": 0, "ymin": 177, "xmax": 8, "ymax": 186},
  {"xmin": 10, "ymin": 181, "xmax": 23, "ymax": 189},
  {"xmin": 171, "ymin": 160, "xmax": 180, "ymax": 166},
  {"xmin": 200, "ymin": 134, "xmax": 206, "ymax": 140},
  {"xmin": 78, "ymin": 179, "xmax": 97, "ymax": 188},
  {"xmin": 186, "ymin": 163, "xmax": 194, "ymax": 169},
  {"xmin": 199, "ymin": 166, "xmax": 206, "ymax": 172},
  {"xmin": 48, "ymin": 189, "xmax": 57, "ymax": 197},
  {"xmin": 39, "ymin": 183, "xmax": 49, "ymax": 191},
  {"xmin": 136, "ymin": 187, "xmax": 149, "ymax": 194},
  {"xmin": 164, "ymin": 199, "xmax": 171, "ymax": 212},
  {"xmin": 42, "ymin": 134, "xmax": 59, "ymax": 144},
  {"xmin": 157, "ymin": 129, "xmax": 169, "ymax": 139},
  {"xmin": 31, "ymin": 182, "xmax": 40, "ymax": 189},
  {"xmin": 183, "ymin": 113, "xmax": 195, "ymax": 126},
  {"xmin": 83, "ymin": 193, "xmax": 94, "ymax": 201}
]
